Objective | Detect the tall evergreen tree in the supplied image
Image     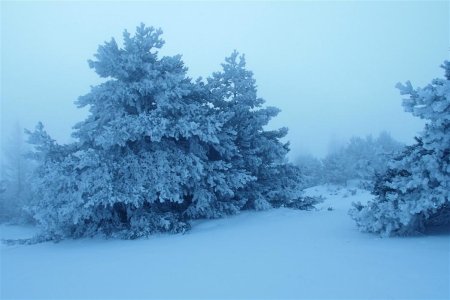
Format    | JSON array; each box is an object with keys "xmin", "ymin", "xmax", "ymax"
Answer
[
  {"xmin": 207, "ymin": 51, "xmax": 316, "ymax": 210},
  {"xmin": 350, "ymin": 61, "xmax": 450, "ymax": 236},
  {"xmin": 27, "ymin": 25, "xmax": 253, "ymax": 239},
  {"xmin": 25, "ymin": 25, "xmax": 315, "ymax": 240}
]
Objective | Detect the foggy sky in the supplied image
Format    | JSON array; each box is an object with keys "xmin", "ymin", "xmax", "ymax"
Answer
[{"xmin": 1, "ymin": 1, "xmax": 449, "ymax": 159}]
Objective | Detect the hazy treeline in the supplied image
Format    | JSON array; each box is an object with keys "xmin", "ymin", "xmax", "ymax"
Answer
[
  {"xmin": 295, "ymin": 131, "xmax": 404, "ymax": 188},
  {"xmin": 0, "ymin": 123, "xmax": 34, "ymax": 224}
]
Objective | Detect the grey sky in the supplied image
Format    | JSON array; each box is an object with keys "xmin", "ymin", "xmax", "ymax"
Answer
[{"xmin": 1, "ymin": 1, "xmax": 449, "ymax": 159}]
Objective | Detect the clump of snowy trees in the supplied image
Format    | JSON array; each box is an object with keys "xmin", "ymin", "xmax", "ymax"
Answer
[
  {"xmin": 0, "ymin": 124, "xmax": 34, "ymax": 224},
  {"xmin": 322, "ymin": 132, "xmax": 403, "ymax": 186},
  {"xmin": 350, "ymin": 61, "xmax": 450, "ymax": 236},
  {"xmin": 295, "ymin": 132, "xmax": 403, "ymax": 188},
  {"xmin": 295, "ymin": 154, "xmax": 324, "ymax": 188},
  {"xmin": 24, "ymin": 24, "xmax": 317, "ymax": 240}
]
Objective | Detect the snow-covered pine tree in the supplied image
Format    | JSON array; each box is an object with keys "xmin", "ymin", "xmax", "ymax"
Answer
[
  {"xmin": 27, "ymin": 24, "xmax": 255, "ymax": 239},
  {"xmin": 350, "ymin": 61, "xmax": 450, "ymax": 236},
  {"xmin": 26, "ymin": 25, "xmax": 313, "ymax": 241},
  {"xmin": 206, "ymin": 51, "xmax": 317, "ymax": 211}
]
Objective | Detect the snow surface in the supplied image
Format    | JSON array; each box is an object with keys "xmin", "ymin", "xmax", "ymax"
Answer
[{"xmin": 1, "ymin": 185, "xmax": 449, "ymax": 299}]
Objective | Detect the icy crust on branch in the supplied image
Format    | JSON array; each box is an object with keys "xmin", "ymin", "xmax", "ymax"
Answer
[
  {"xmin": 25, "ymin": 25, "xmax": 317, "ymax": 241},
  {"xmin": 350, "ymin": 62, "xmax": 450, "ymax": 236}
]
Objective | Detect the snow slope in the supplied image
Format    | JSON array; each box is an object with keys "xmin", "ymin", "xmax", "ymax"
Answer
[{"xmin": 1, "ymin": 185, "xmax": 449, "ymax": 299}]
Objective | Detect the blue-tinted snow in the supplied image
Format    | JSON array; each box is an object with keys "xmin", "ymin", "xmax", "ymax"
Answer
[{"xmin": 1, "ymin": 185, "xmax": 449, "ymax": 299}]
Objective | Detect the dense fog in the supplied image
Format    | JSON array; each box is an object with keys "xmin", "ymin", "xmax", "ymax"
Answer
[
  {"xmin": 2, "ymin": 3, "xmax": 450, "ymax": 298},
  {"xmin": 2, "ymin": 1, "xmax": 448, "ymax": 160}
]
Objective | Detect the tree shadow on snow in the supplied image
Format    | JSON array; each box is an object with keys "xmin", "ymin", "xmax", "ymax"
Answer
[{"xmin": 424, "ymin": 223, "xmax": 450, "ymax": 236}]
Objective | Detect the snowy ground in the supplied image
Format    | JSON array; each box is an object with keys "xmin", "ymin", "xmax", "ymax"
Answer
[{"xmin": 1, "ymin": 185, "xmax": 449, "ymax": 299}]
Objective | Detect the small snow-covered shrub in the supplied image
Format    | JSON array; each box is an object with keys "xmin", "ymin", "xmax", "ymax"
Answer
[{"xmin": 350, "ymin": 61, "xmax": 450, "ymax": 236}]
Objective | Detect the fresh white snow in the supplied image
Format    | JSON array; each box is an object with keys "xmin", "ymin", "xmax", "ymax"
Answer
[{"xmin": 1, "ymin": 185, "xmax": 449, "ymax": 299}]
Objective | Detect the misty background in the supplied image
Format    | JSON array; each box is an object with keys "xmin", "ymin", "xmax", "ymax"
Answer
[{"xmin": 1, "ymin": 1, "xmax": 449, "ymax": 160}]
